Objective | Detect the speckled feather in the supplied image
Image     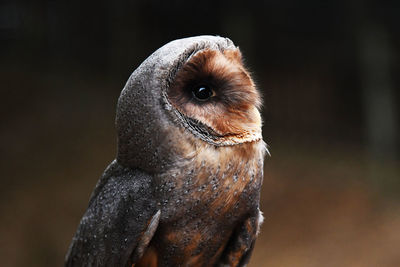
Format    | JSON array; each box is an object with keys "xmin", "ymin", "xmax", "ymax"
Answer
[
  {"xmin": 65, "ymin": 161, "xmax": 159, "ymax": 266},
  {"xmin": 65, "ymin": 36, "xmax": 266, "ymax": 267}
]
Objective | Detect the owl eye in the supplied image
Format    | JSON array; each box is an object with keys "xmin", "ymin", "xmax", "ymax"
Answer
[{"xmin": 192, "ymin": 85, "xmax": 214, "ymax": 101}]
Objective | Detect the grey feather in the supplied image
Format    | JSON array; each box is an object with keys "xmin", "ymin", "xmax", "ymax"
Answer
[{"xmin": 65, "ymin": 160, "xmax": 158, "ymax": 266}]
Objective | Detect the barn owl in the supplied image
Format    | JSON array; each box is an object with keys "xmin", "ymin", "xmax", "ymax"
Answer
[{"xmin": 65, "ymin": 35, "xmax": 266, "ymax": 267}]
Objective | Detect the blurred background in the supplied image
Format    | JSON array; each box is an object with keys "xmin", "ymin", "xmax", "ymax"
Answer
[{"xmin": 1, "ymin": 0, "xmax": 399, "ymax": 266}]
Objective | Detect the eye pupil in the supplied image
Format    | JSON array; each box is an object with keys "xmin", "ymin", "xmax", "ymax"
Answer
[{"xmin": 192, "ymin": 85, "xmax": 213, "ymax": 101}]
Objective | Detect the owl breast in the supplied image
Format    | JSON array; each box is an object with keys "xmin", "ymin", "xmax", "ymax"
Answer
[{"xmin": 139, "ymin": 136, "xmax": 265, "ymax": 267}]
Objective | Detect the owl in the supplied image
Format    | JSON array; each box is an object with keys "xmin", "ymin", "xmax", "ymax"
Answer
[{"xmin": 65, "ymin": 36, "xmax": 267, "ymax": 267}]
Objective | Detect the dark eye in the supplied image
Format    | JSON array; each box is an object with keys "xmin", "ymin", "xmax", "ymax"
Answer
[{"xmin": 192, "ymin": 85, "xmax": 214, "ymax": 101}]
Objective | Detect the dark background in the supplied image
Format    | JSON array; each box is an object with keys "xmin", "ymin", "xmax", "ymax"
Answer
[{"xmin": 1, "ymin": 1, "xmax": 399, "ymax": 266}]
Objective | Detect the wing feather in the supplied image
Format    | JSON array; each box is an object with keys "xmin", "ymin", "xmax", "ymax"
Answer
[{"xmin": 65, "ymin": 160, "xmax": 159, "ymax": 267}]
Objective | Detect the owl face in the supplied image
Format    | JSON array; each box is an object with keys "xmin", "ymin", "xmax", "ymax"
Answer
[
  {"xmin": 166, "ymin": 48, "xmax": 262, "ymax": 146},
  {"xmin": 116, "ymin": 36, "xmax": 264, "ymax": 172}
]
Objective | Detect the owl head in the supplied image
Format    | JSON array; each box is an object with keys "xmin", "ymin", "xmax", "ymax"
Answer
[{"xmin": 116, "ymin": 36, "xmax": 263, "ymax": 173}]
